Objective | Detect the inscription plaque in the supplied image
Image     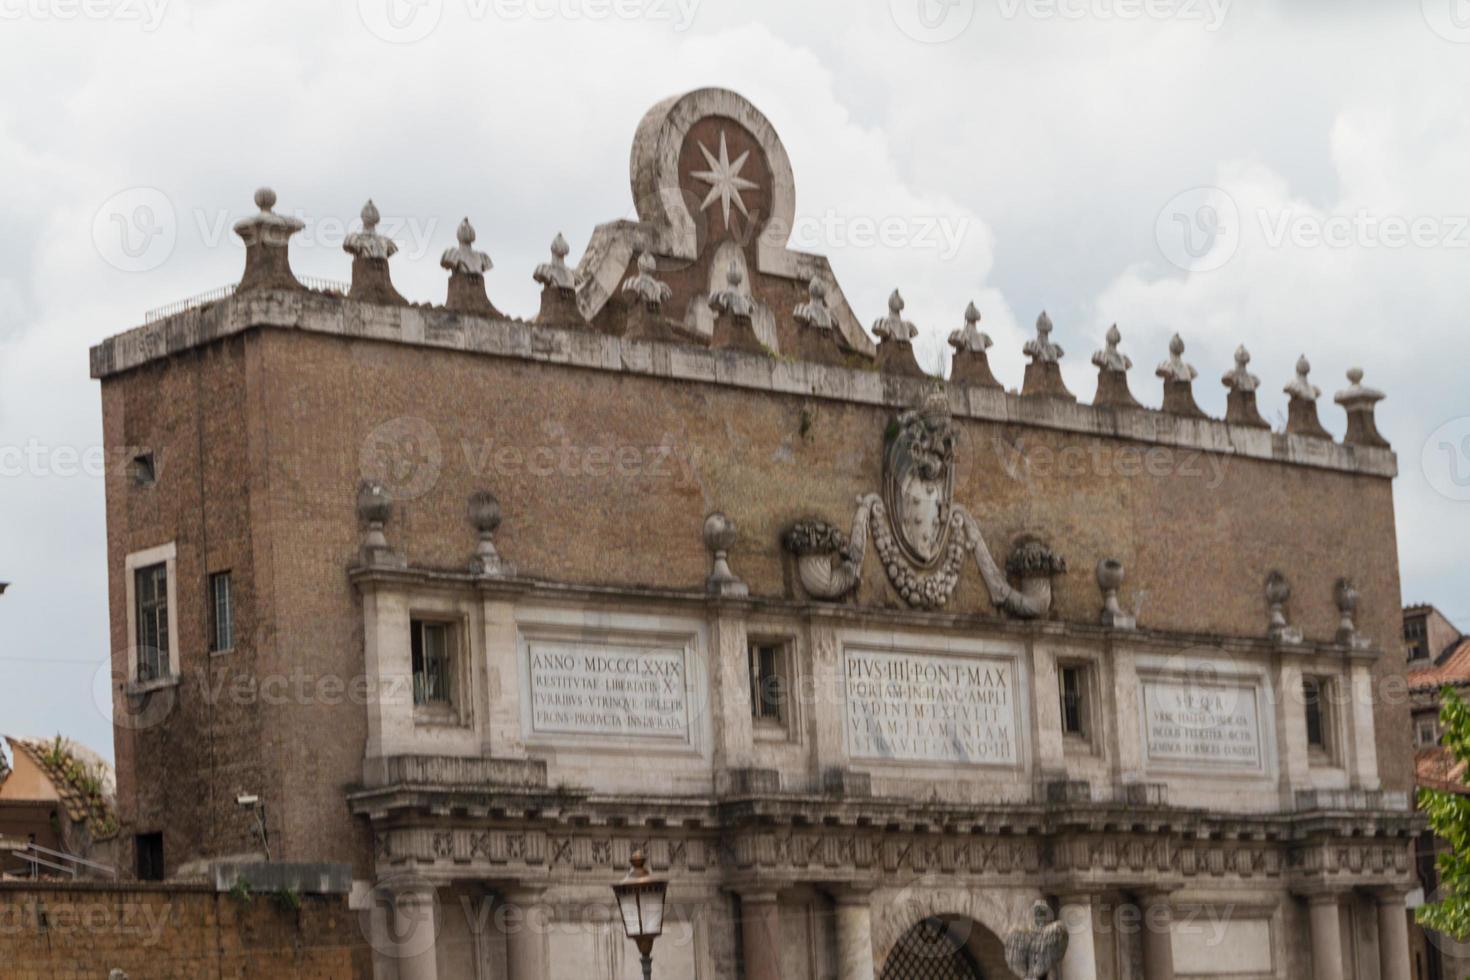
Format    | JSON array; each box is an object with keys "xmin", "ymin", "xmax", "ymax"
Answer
[
  {"xmin": 1142, "ymin": 677, "xmax": 1263, "ymax": 770},
  {"xmin": 526, "ymin": 641, "xmax": 690, "ymax": 741},
  {"xmin": 843, "ymin": 647, "xmax": 1019, "ymax": 765}
]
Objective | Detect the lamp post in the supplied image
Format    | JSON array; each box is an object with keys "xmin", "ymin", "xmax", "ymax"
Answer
[{"xmin": 612, "ymin": 850, "xmax": 668, "ymax": 980}]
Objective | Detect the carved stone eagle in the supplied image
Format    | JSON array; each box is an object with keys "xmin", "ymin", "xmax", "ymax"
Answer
[{"xmin": 1004, "ymin": 901, "xmax": 1068, "ymax": 979}]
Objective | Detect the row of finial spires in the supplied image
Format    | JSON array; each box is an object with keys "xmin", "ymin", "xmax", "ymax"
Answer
[{"xmin": 230, "ymin": 190, "xmax": 1388, "ymax": 448}]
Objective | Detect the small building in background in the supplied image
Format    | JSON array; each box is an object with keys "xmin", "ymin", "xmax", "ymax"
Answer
[
  {"xmin": 0, "ymin": 736, "xmax": 118, "ymax": 878},
  {"xmin": 1405, "ymin": 606, "xmax": 1470, "ymax": 979}
]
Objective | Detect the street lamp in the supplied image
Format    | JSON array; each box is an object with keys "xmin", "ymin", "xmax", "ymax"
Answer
[{"xmin": 612, "ymin": 850, "xmax": 668, "ymax": 980}]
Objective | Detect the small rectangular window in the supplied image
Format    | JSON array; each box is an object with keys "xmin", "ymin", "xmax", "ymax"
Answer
[
  {"xmin": 209, "ymin": 571, "xmax": 233, "ymax": 652},
  {"xmin": 131, "ymin": 452, "xmax": 156, "ymax": 486},
  {"xmin": 134, "ymin": 563, "xmax": 170, "ymax": 681},
  {"xmin": 748, "ymin": 641, "xmax": 786, "ymax": 725},
  {"xmin": 1417, "ymin": 719, "xmax": 1439, "ymax": 748},
  {"xmin": 135, "ymin": 832, "xmax": 164, "ymax": 881},
  {"xmin": 1060, "ymin": 665, "xmax": 1088, "ymax": 738},
  {"xmin": 1303, "ymin": 677, "xmax": 1327, "ymax": 750},
  {"xmin": 410, "ymin": 620, "xmax": 453, "ymax": 706}
]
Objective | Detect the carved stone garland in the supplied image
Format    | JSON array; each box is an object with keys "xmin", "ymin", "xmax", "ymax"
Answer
[{"xmin": 783, "ymin": 390, "xmax": 1065, "ymax": 617}]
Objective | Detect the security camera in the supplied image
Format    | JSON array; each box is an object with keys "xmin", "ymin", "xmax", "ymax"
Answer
[{"xmin": 236, "ymin": 794, "xmax": 259, "ymax": 808}]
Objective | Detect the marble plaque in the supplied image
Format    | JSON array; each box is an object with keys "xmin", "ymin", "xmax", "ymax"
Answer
[
  {"xmin": 526, "ymin": 641, "xmax": 689, "ymax": 741},
  {"xmin": 1142, "ymin": 677, "xmax": 1263, "ymax": 770},
  {"xmin": 843, "ymin": 647, "xmax": 1019, "ymax": 765}
]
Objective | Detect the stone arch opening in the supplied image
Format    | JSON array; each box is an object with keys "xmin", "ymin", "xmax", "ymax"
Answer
[{"xmin": 880, "ymin": 915, "xmax": 1014, "ymax": 980}]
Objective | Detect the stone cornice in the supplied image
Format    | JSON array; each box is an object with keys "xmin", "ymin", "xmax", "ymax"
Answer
[
  {"xmin": 90, "ymin": 289, "xmax": 1397, "ymax": 478},
  {"xmin": 348, "ymin": 756, "xmax": 1422, "ymax": 840},
  {"xmin": 348, "ymin": 563, "xmax": 1387, "ymax": 660}
]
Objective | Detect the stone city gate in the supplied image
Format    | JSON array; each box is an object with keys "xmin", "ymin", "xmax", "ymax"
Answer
[{"xmin": 879, "ymin": 918, "xmax": 988, "ymax": 980}]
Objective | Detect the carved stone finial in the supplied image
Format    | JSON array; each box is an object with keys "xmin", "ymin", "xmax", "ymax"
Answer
[
  {"xmin": 1024, "ymin": 311, "xmax": 1063, "ymax": 364},
  {"xmin": 1096, "ymin": 558, "xmax": 1136, "ymax": 629},
  {"xmin": 343, "ymin": 199, "xmax": 407, "ymax": 305},
  {"xmin": 232, "ymin": 186, "xmax": 306, "ymax": 293},
  {"xmin": 793, "ymin": 277, "xmax": 836, "ymax": 332},
  {"xmin": 1156, "ymin": 333, "xmax": 1197, "ymax": 383},
  {"xmin": 442, "ymin": 218, "xmax": 493, "ymax": 275},
  {"xmin": 709, "ymin": 263, "xmax": 755, "ymax": 319},
  {"xmin": 1091, "ymin": 324, "xmax": 1140, "ymax": 409},
  {"xmin": 1285, "ymin": 354, "xmax": 1332, "ymax": 439},
  {"xmin": 1021, "ymin": 311, "xmax": 1075, "ymax": 401},
  {"xmin": 1092, "ymin": 324, "xmax": 1131, "ymax": 373},
  {"xmin": 871, "ymin": 288, "xmax": 925, "ymax": 377},
  {"xmin": 1222, "ymin": 344, "xmax": 1269, "ymax": 428},
  {"xmin": 872, "ymin": 289, "xmax": 919, "ymax": 341},
  {"xmin": 1223, "ymin": 345, "xmax": 1260, "ymax": 393},
  {"xmin": 1156, "ymin": 333, "xmax": 1206, "ymax": 417},
  {"xmin": 948, "ymin": 302, "xmax": 1001, "ymax": 389},
  {"xmin": 357, "ymin": 481, "xmax": 401, "ymax": 567},
  {"xmin": 948, "ymin": 302, "xmax": 991, "ymax": 353},
  {"xmin": 708, "ymin": 263, "xmax": 765, "ymax": 354},
  {"xmin": 703, "ymin": 512, "xmax": 748, "ymax": 597},
  {"xmin": 1334, "ymin": 367, "xmax": 1389, "ymax": 448},
  {"xmin": 532, "ymin": 232, "xmax": 587, "ymax": 327},
  {"xmin": 1004, "ymin": 901, "xmax": 1069, "ymax": 979},
  {"xmin": 622, "ymin": 251, "xmax": 673, "ymax": 311},
  {"xmin": 1266, "ymin": 570, "xmax": 1302, "ymax": 644},
  {"xmin": 440, "ymin": 218, "xmax": 503, "ymax": 317},
  {"xmin": 533, "ymin": 232, "xmax": 576, "ymax": 291},
  {"xmin": 1334, "ymin": 577, "xmax": 1369, "ymax": 649},
  {"xmin": 469, "ymin": 491, "xmax": 513, "ymax": 577}
]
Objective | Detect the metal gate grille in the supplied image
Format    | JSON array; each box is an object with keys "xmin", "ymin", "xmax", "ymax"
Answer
[{"xmin": 879, "ymin": 917, "xmax": 984, "ymax": 980}]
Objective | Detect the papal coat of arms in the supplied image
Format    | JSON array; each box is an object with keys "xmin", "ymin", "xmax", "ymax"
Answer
[{"xmin": 783, "ymin": 389, "xmax": 1065, "ymax": 617}]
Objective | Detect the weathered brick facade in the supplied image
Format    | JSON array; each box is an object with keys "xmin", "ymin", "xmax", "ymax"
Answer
[{"xmin": 87, "ymin": 88, "xmax": 1419, "ymax": 979}]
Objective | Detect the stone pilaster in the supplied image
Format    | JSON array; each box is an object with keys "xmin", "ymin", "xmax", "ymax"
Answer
[
  {"xmin": 832, "ymin": 887, "xmax": 876, "ymax": 980},
  {"xmin": 739, "ymin": 890, "xmax": 784, "ymax": 980},
  {"xmin": 1138, "ymin": 891, "xmax": 1175, "ymax": 980},
  {"xmin": 1375, "ymin": 890, "xmax": 1411, "ymax": 980},
  {"xmin": 1305, "ymin": 892, "xmax": 1345, "ymax": 980},
  {"xmin": 392, "ymin": 882, "xmax": 440, "ymax": 980},
  {"xmin": 1058, "ymin": 894, "xmax": 1100, "ymax": 980},
  {"xmin": 501, "ymin": 886, "xmax": 550, "ymax": 980}
]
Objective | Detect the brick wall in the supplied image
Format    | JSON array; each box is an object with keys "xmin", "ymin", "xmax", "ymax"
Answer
[{"xmin": 0, "ymin": 881, "xmax": 369, "ymax": 978}]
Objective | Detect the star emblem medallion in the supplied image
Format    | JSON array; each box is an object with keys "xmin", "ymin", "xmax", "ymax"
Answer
[{"xmin": 690, "ymin": 129, "xmax": 760, "ymax": 231}]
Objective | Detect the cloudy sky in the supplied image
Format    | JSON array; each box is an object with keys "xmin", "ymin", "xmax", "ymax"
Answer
[{"xmin": 2, "ymin": 0, "xmax": 1468, "ymax": 760}]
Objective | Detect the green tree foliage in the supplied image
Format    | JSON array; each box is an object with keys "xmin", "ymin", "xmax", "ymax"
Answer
[{"xmin": 1419, "ymin": 687, "xmax": 1470, "ymax": 938}]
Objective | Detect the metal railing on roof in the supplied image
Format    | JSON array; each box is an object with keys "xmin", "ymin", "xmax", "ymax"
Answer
[
  {"xmin": 10, "ymin": 842, "xmax": 116, "ymax": 880},
  {"xmin": 144, "ymin": 277, "xmax": 350, "ymax": 324}
]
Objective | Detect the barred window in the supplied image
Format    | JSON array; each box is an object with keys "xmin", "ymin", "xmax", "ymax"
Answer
[{"xmin": 135, "ymin": 563, "xmax": 169, "ymax": 681}]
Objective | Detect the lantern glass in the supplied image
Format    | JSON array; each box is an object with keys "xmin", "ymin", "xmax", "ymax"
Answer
[{"xmin": 612, "ymin": 853, "xmax": 668, "ymax": 941}]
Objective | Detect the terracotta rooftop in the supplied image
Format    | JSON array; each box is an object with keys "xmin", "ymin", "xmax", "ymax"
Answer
[
  {"xmin": 1408, "ymin": 635, "xmax": 1470, "ymax": 692},
  {"xmin": 3, "ymin": 737, "xmax": 117, "ymax": 839},
  {"xmin": 1418, "ymin": 746, "xmax": 1470, "ymax": 796}
]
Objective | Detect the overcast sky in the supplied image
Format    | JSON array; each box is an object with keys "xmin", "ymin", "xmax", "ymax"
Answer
[{"xmin": 2, "ymin": 0, "xmax": 1468, "ymax": 761}]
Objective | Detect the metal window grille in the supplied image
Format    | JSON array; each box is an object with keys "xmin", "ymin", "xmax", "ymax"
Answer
[{"xmin": 135, "ymin": 563, "xmax": 169, "ymax": 681}]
